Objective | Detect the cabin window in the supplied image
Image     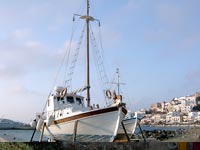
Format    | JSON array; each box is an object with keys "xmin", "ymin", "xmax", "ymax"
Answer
[
  {"xmin": 67, "ymin": 96, "xmax": 74, "ymax": 104},
  {"xmin": 76, "ymin": 98, "xmax": 82, "ymax": 105}
]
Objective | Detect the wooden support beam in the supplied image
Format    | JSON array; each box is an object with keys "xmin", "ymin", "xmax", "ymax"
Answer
[
  {"xmin": 137, "ymin": 121, "xmax": 146, "ymax": 143},
  {"xmin": 73, "ymin": 120, "xmax": 79, "ymax": 142},
  {"xmin": 39, "ymin": 123, "xmax": 45, "ymax": 142},
  {"xmin": 30, "ymin": 128, "xmax": 36, "ymax": 142}
]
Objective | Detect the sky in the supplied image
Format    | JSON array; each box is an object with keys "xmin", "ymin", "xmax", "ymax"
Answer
[{"xmin": 0, "ymin": 0, "xmax": 200, "ymax": 123}]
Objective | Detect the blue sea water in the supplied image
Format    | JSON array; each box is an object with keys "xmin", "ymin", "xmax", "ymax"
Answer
[
  {"xmin": 0, "ymin": 129, "xmax": 48, "ymax": 142},
  {"xmin": 134, "ymin": 125, "xmax": 190, "ymax": 134}
]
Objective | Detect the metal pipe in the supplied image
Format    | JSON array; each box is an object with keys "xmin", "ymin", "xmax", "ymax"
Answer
[{"xmin": 121, "ymin": 121, "xmax": 130, "ymax": 142}]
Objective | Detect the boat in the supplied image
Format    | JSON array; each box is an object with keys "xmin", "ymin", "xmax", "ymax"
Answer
[
  {"xmin": 107, "ymin": 69, "xmax": 138, "ymax": 142},
  {"xmin": 31, "ymin": 0, "xmax": 127, "ymax": 142},
  {"xmin": 115, "ymin": 111, "xmax": 138, "ymax": 142}
]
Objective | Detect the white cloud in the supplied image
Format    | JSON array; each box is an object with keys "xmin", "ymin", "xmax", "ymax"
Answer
[
  {"xmin": 0, "ymin": 64, "xmax": 26, "ymax": 80},
  {"xmin": 0, "ymin": 28, "xmax": 59, "ymax": 122},
  {"xmin": 1, "ymin": 28, "xmax": 51, "ymax": 67},
  {"xmin": 0, "ymin": 1, "xmax": 102, "ymax": 123},
  {"xmin": 0, "ymin": 0, "xmax": 199, "ymax": 122},
  {"xmin": 12, "ymin": 28, "xmax": 32, "ymax": 39},
  {"xmin": 0, "ymin": 82, "xmax": 45, "ymax": 123}
]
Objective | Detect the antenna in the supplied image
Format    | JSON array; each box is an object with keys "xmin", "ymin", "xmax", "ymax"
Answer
[{"xmin": 111, "ymin": 68, "xmax": 125, "ymax": 95}]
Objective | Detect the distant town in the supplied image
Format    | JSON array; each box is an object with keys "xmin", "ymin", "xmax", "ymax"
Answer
[{"xmin": 136, "ymin": 92, "xmax": 200, "ymax": 125}]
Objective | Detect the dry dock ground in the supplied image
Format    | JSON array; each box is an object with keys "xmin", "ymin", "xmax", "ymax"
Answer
[
  {"xmin": 0, "ymin": 127, "xmax": 200, "ymax": 149},
  {"xmin": 0, "ymin": 142, "xmax": 200, "ymax": 150}
]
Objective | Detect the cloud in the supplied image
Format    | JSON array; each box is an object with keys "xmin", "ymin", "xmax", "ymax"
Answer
[
  {"xmin": 155, "ymin": 1, "xmax": 200, "ymax": 35},
  {"xmin": 0, "ymin": 82, "xmax": 45, "ymax": 122},
  {"xmin": 0, "ymin": 0, "xmax": 83, "ymax": 36},
  {"xmin": 140, "ymin": 0, "xmax": 200, "ymax": 61},
  {"xmin": 1, "ymin": 28, "xmax": 53, "ymax": 69},
  {"xmin": 0, "ymin": 28, "xmax": 62, "ymax": 122},
  {"xmin": 12, "ymin": 28, "xmax": 32, "ymax": 39},
  {"xmin": 0, "ymin": 64, "xmax": 26, "ymax": 80},
  {"xmin": 2, "ymin": 81, "xmax": 41, "ymax": 98},
  {"xmin": 142, "ymin": 2, "xmax": 186, "ymax": 43},
  {"xmin": 0, "ymin": 1, "xmax": 111, "ymax": 122},
  {"xmin": 0, "ymin": 36, "xmax": 95, "ymax": 123}
]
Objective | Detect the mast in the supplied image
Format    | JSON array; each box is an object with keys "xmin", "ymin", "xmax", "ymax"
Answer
[
  {"xmin": 76, "ymin": 0, "xmax": 99, "ymax": 107},
  {"xmin": 112, "ymin": 68, "xmax": 125, "ymax": 95},
  {"xmin": 116, "ymin": 68, "xmax": 120, "ymax": 95},
  {"xmin": 86, "ymin": 0, "xmax": 90, "ymax": 107}
]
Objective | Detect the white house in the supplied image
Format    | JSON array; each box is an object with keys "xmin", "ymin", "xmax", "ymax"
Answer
[
  {"xmin": 188, "ymin": 112, "xmax": 198, "ymax": 123},
  {"xmin": 166, "ymin": 112, "xmax": 180, "ymax": 124},
  {"xmin": 173, "ymin": 105, "xmax": 180, "ymax": 112},
  {"xmin": 180, "ymin": 105, "xmax": 192, "ymax": 113},
  {"xmin": 185, "ymin": 95, "xmax": 195, "ymax": 101},
  {"xmin": 151, "ymin": 114, "xmax": 162, "ymax": 123},
  {"xmin": 196, "ymin": 112, "xmax": 200, "ymax": 122}
]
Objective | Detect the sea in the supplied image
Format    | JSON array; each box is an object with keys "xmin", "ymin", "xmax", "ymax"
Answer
[
  {"xmin": 0, "ymin": 125, "xmax": 191, "ymax": 142},
  {"xmin": 0, "ymin": 129, "xmax": 48, "ymax": 142},
  {"xmin": 134, "ymin": 125, "xmax": 191, "ymax": 134}
]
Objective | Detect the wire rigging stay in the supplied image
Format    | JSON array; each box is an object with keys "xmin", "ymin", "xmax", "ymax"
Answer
[
  {"xmin": 49, "ymin": 0, "xmax": 86, "ymax": 93},
  {"xmin": 50, "ymin": 0, "xmax": 111, "ymax": 105},
  {"xmin": 65, "ymin": 23, "xmax": 86, "ymax": 90},
  {"xmin": 90, "ymin": 24, "xmax": 111, "ymax": 104}
]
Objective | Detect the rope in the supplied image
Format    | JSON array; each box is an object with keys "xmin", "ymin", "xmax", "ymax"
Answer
[
  {"xmin": 98, "ymin": 23, "xmax": 112, "ymax": 90},
  {"xmin": 66, "ymin": 23, "xmax": 86, "ymax": 90},
  {"xmin": 63, "ymin": 19, "xmax": 81, "ymax": 86},
  {"xmin": 76, "ymin": 0, "xmax": 85, "ymax": 15},
  {"xmin": 42, "ymin": 0, "xmax": 86, "ymax": 114},
  {"xmin": 90, "ymin": 24, "xmax": 110, "ymax": 105}
]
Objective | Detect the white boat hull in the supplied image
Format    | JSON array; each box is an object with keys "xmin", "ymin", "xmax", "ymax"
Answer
[
  {"xmin": 43, "ymin": 106, "xmax": 127, "ymax": 142},
  {"xmin": 115, "ymin": 116, "xmax": 137, "ymax": 141},
  {"xmin": 118, "ymin": 118, "xmax": 137, "ymax": 135}
]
